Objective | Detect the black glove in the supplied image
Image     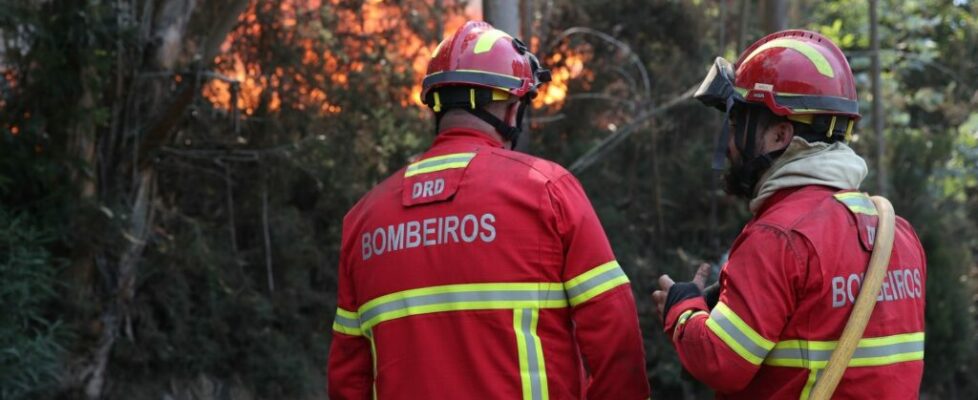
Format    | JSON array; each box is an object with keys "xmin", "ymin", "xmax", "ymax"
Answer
[
  {"xmin": 703, "ymin": 282, "xmax": 720, "ymax": 310},
  {"xmin": 662, "ymin": 282, "xmax": 704, "ymax": 324}
]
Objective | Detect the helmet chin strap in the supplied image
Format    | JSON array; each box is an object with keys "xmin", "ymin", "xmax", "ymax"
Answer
[
  {"xmin": 721, "ymin": 103, "xmax": 789, "ymax": 197},
  {"xmin": 465, "ymin": 99, "xmax": 527, "ymax": 150}
]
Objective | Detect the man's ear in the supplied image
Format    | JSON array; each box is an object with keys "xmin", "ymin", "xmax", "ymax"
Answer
[{"xmin": 770, "ymin": 120, "xmax": 795, "ymax": 150}]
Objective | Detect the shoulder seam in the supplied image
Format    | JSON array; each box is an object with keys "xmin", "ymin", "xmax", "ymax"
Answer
[
  {"xmin": 487, "ymin": 149, "xmax": 570, "ymax": 182},
  {"xmin": 748, "ymin": 223, "xmax": 807, "ymax": 267}
]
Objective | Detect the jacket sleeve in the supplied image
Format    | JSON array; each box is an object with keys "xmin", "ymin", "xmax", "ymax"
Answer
[
  {"xmin": 663, "ymin": 225, "xmax": 803, "ymax": 393},
  {"xmin": 548, "ymin": 173, "xmax": 651, "ymax": 400},
  {"xmin": 327, "ymin": 218, "xmax": 373, "ymax": 400}
]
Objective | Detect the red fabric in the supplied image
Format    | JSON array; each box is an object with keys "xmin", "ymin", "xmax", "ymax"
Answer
[
  {"xmin": 327, "ymin": 129, "xmax": 650, "ymax": 400},
  {"xmin": 666, "ymin": 185, "xmax": 926, "ymax": 399}
]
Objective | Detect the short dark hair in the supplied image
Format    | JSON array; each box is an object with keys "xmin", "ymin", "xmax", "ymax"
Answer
[{"xmin": 754, "ymin": 107, "xmax": 840, "ymax": 144}]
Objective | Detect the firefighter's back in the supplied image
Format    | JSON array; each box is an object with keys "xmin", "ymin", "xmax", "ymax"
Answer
[
  {"xmin": 733, "ymin": 186, "xmax": 926, "ymax": 399},
  {"xmin": 339, "ymin": 130, "xmax": 585, "ymax": 399}
]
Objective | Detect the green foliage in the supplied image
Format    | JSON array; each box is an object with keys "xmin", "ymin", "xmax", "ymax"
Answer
[{"xmin": 0, "ymin": 210, "xmax": 66, "ymax": 399}]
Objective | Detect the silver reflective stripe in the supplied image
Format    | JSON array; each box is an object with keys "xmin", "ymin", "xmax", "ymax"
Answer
[
  {"xmin": 334, "ymin": 314, "xmax": 359, "ymax": 329},
  {"xmin": 519, "ymin": 308, "xmax": 544, "ymax": 400},
  {"xmin": 768, "ymin": 339, "xmax": 925, "ymax": 362},
  {"xmin": 405, "ymin": 154, "xmax": 475, "ymax": 174},
  {"xmin": 710, "ymin": 307, "xmax": 772, "ymax": 360},
  {"xmin": 359, "ymin": 289, "xmax": 567, "ymax": 324},
  {"xmin": 564, "ymin": 266, "xmax": 626, "ymax": 299}
]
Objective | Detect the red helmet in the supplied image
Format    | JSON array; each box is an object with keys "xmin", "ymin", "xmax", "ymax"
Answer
[
  {"xmin": 694, "ymin": 30, "xmax": 859, "ymax": 171},
  {"xmin": 420, "ymin": 21, "xmax": 550, "ymax": 147},
  {"xmin": 734, "ymin": 29, "xmax": 859, "ymax": 121},
  {"xmin": 421, "ymin": 21, "xmax": 549, "ymax": 104}
]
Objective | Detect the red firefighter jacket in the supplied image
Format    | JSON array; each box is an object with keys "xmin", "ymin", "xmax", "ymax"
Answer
[
  {"xmin": 665, "ymin": 185, "xmax": 926, "ymax": 399},
  {"xmin": 328, "ymin": 128, "xmax": 650, "ymax": 400}
]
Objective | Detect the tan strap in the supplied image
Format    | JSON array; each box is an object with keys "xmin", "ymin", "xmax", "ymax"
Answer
[{"xmin": 808, "ymin": 196, "xmax": 896, "ymax": 400}]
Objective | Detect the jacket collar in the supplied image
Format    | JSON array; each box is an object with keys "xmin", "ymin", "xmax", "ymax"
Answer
[
  {"xmin": 753, "ymin": 186, "xmax": 804, "ymax": 217},
  {"xmin": 432, "ymin": 128, "xmax": 504, "ymax": 149}
]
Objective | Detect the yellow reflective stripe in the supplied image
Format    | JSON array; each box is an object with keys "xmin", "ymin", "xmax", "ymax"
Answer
[
  {"xmin": 332, "ymin": 321, "xmax": 363, "ymax": 336},
  {"xmin": 336, "ymin": 307, "xmax": 358, "ymax": 320},
  {"xmin": 364, "ymin": 328, "xmax": 378, "ymax": 400},
  {"xmin": 432, "ymin": 91, "xmax": 442, "ymax": 112},
  {"xmin": 563, "ymin": 260, "xmax": 630, "ymax": 307},
  {"xmin": 514, "ymin": 310, "xmax": 531, "ymax": 398},
  {"xmin": 404, "ymin": 152, "xmax": 476, "ymax": 177},
  {"xmin": 833, "ymin": 192, "xmax": 867, "ymax": 200},
  {"xmin": 678, "ymin": 310, "xmax": 708, "ymax": 326},
  {"xmin": 787, "ymin": 114, "xmax": 815, "ymax": 124},
  {"xmin": 333, "ymin": 307, "xmax": 362, "ymax": 336},
  {"xmin": 674, "ymin": 310, "xmax": 709, "ymax": 341},
  {"xmin": 764, "ymin": 332, "xmax": 925, "ymax": 369},
  {"xmin": 474, "ymin": 29, "xmax": 511, "ymax": 54},
  {"xmin": 431, "ymin": 40, "xmax": 446, "ymax": 59},
  {"xmin": 357, "ymin": 282, "xmax": 568, "ymax": 331},
  {"xmin": 742, "ymin": 38, "xmax": 835, "ymax": 78},
  {"xmin": 514, "ymin": 309, "xmax": 549, "ymax": 400},
  {"xmin": 800, "ymin": 368, "xmax": 819, "ymax": 400},
  {"xmin": 492, "ymin": 89, "xmax": 511, "ymax": 101},
  {"xmin": 833, "ymin": 192, "xmax": 879, "ymax": 216},
  {"xmin": 705, "ymin": 302, "xmax": 775, "ymax": 365}
]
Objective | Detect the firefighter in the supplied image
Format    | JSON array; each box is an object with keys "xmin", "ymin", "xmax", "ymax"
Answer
[
  {"xmin": 328, "ymin": 21, "xmax": 650, "ymax": 400},
  {"xmin": 651, "ymin": 30, "xmax": 926, "ymax": 399}
]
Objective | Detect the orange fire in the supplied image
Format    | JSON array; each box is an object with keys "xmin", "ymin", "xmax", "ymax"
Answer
[
  {"xmin": 535, "ymin": 49, "xmax": 588, "ymax": 108},
  {"xmin": 202, "ymin": 1, "xmax": 579, "ymax": 116}
]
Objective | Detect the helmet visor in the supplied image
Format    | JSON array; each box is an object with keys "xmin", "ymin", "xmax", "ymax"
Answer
[{"xmin": 694, "ymin": 57, "xmax": 738, "ymax": 111}]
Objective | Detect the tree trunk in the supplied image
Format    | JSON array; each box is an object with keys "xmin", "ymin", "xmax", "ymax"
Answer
[
  {"xmin": 483, "ymin": 0, "xmax": 520, "ymax": 37},
  {"xmin": 761, "ymin": 0, "xmax": 787, "ymax": 33},
  {"xmin": 484, "ymin": 0, "xmax": 530, "ymax": 152},
  {"xmin": 737, "ymin": 0, "xmax": 752, "ymax": 53},
  {"xmin": 79, "ymin": 1, "xmax": 250, "ymax": 397},
  {"xmin": 870, "ymin": 0, "xmax": 886, "ymax": 196},
  {"xmin": 85, "ymin": 168, "xmax": 156, "ymax": 399}
]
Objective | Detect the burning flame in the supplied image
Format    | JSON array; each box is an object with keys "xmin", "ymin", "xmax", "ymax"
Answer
[
  {"xmin": 535, "ymin": 49, "xmax": 588, "ymax": 108},
  {"xmin": 203, "ymin": 0, "xmax": 474, "ymax": 115},
  {"xmin": 202, "ymin": 1, "xmax": 583, "ymax": 117}
]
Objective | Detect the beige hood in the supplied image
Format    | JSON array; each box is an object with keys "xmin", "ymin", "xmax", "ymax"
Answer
[{"xmin": 750, "ymin": 137, "xmax": 868, "ymax": 213}]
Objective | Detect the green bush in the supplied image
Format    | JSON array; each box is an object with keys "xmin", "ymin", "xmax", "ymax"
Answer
[{"xmin": 0, "ymin": 210, "xmax": 67, "ymax": 399}]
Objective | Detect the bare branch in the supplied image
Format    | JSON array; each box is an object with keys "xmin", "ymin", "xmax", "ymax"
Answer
[{"xmin": 568, "ymin": 84, "xmax": 698, "ymax": 174}]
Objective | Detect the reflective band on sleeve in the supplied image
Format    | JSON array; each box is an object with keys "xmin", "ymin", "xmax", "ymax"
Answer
[
  {"xmin": 404, "ymin": 152, "xmax": 476, "ymax": 177},
  {"xmin": 514, "ymin": 308, "xmax": 549, "ymax": 400},
  {"xmin": 358, "ymin": 283, "xmax": 568, "ymax": 331},
  {"xmin": 678, "ymin": 310, "xmax": 708, "ymax": 327},
  {"xmin": 563, "ymin": 260, "xmax": 630, "ymax": 307},
  {"xmin": 764, "ymin": 331, "xmax": 925, "ymax": 369},
  {"xmin": 332, "ymin": 307, "xmax": 362, "ymax": 336},
  {"xmin": 833, "ymin": 192, "xmax": 878, "ymax": 216},
  {"xmin": 705, "ymin": 302, "xmax": 775, "ymax": 365},
  {"xmin": 674, "ymin": 310, "xmax": 709, "ymax": 341}
]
